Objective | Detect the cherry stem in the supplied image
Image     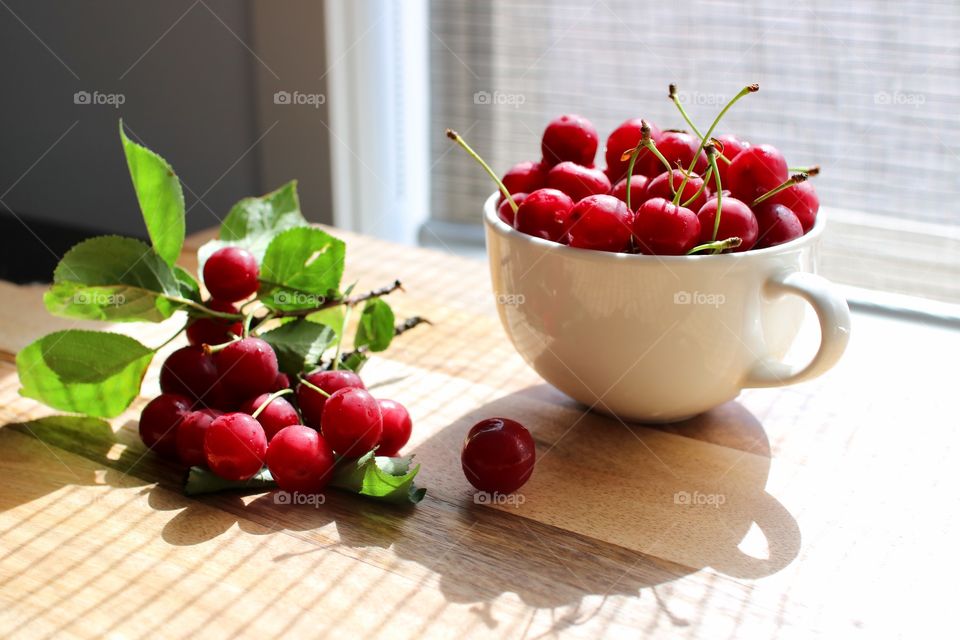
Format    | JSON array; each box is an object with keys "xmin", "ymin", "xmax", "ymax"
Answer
[
  {"xmin": 788, "ymin": 165, "xmax": 820, "ymax": 177},
  {"xmin": 251, "ymin": 388, "xmax": 293, "ymax": 420},
  {"xmin": 623, "ymin": 121, "xmax": 677, "ymax": 197},
  {"xmin": 751, "ymin": 173, "xmax": 808, "ymax": 206},
  {"xmin": 705, "ymin": 144, "xmax": 724, "ymax": 243},
  {"xmin": 170, "ymin": 296, "xmax": 243, "ymax": 321},
  {"xmin": 331, "ymin": 304, "xmax": 354, "ymax": 371},
  {"xmin": 446, "ymin": 129, "xmax": 519, "ymax": 213},
  {"xmin": 297, "ymin": 375, "xmax": 331, "ymax": 398},
  {"xmin": 202, "ymin": 338, "xmax": 238, "ymax": 355},
  {"xmin": 687, "ymin": 236, "xmax": 742, "ymax": 255},
  {"xmin": 668, "ymin": 84, "xmax": 706, "ymax": 140},
  {"xmin": 680, "ymin": 165, "xmax": 713, "ymax": 208},
  {"xmin": 334, "ymin": 316, "xmax": 431, "ymax": 368},
  {"xmin": 273, "ymin": 280, "xmax": 403, "ymax": 319},
  {"xmin": 153, "ymin": 325, "xmax": 186, "ymax": 352}
]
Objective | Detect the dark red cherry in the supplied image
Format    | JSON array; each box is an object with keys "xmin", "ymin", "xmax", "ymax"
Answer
[
  {"xmin": 159, "ymin": 345, "xmax": 222, "ymax": 406},
  {"xmin": 297, "ymin": 370, "xmax": 366, "ymax": 429},
  {"xmin": 541, "ymin": 114, "xmax": 598, "ymax": 167},
  {"xmin": 727, "ymin": 144, "xmax": 788, "ymax": 204},
  {"xmin": 139, "ymin": 393, "xmax": 192, "ymax": 459},
  {"xmin": 214, "ymin": 337, "xmax": 279, "ymax": 400},
  {"xmin": 497, "ymin": 192, "xmax": 527, "ymax": 227},
  {"xmin": 204, "ymin": 412, "xmax": 268, "ymax": 481},
  {"xmin": 514, "ymin": 188, "xmax": 575, "ymax": 243},
  {"xmin": 610, "ymin": 175, "xmax": 649, "ymax": 207},
  {"xmin": 566, "ymin": 195, "xmax": 634, "ymax": 253},
  {"xmin": 501, "ymin": 161, "xmax": 547, "ymax": 197},
  {"xmin": 545, "ymin": 162, "xmax": 611, "ymax": 203},
  {"xmin": 753, "ymin": 202, "xmax": 804, "ymax": 248},
  {"xmin": 604, "ymin": 118, "xmax": 663, "ymax": 182},
  {"xmin": 696, "ymin": 197, "xmax": 759, "ymax": 251},
  {"xmin": 643, "ymin": 169, "xmax": 709, "ymax": 212},
  {"xmin": 186, "ymin": 299, "xmax": 242, "ymax": 347},
  {"xmin": 202, "ymin": 247, "xmax": 260, "ymax": 302},
  {"xmin": 240, "ymin": 393, "xmax": 300, "ymax": 441},
  {"xmin": 632, "ymin": 197, "xmax": 701, "ymax": 255},
  {"xmin": 654, "ymin": 131, "xmax": 708, "ymax": 176},
  {"xmin": 176, "ymin": 408, "xmax": 222, "ymax": 467},
  {"xmin": 461, "ymin": 417, "xmax": 535, "ymax": 495},
  {"xmin": 769, "ymin": 181, "xmax": 819, "ymax": 232}
]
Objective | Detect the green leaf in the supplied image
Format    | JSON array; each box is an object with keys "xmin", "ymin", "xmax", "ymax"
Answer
[
  {"xmin": 306, "ymin": 306, "xmax": 345, "ymax": 339},
  {"xmin": 354, "ymin": 299, "xmax": 395, "ymax": 352},
  {"xmin": 259, "ymin": 227, "xmax": 345, "ymax": 312},
  {"xmin": 119, "ymin": 122, "xmax": 185, "ymax": 266},
  {"xmin": 197, "ymin": 181, "xmax": 307, "ymax": 269},
  {"xmin": 173, "ymin": 266, "xmax": 202, "ymax": 303},
  {"xmin": 259, "ymin": 319, "xmax": 336, "ymax": 376},
  {"xmin": 17, "ymin": 330, "xmax": 154, "ymax": 418},
  {"xmin": 183, "ymin": 452, "xmax": 426, "ymax": 504},
  {"xmin": 43, "ymin": 236, "xmax": 182, "ymax": 323}
]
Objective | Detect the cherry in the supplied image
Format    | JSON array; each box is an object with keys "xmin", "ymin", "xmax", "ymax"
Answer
[
  {"xmin": 566, "ymin": 194, "xmax": 634, "ymax": 253},
  {"xmin": 714, "ymin": 134, "xmax": 750, "ymax": 184},
  {"xmin": 176, "ymin": 408, "xmax": 222, "ymax": 467},
  {"xmin": 240, "ymin": 393, "xmax": 300, "ymax": 440},
  {"xmin": 265, "ymin": 425, "xmax": 335, "ymax": 493},
  {"xmin": 654, "ymin": 131, "xmax": 708, "ymax": 176},
  {"xmin": 727, "ymin": 144, "xmax": 788, "ymax": 204},
  {"xmin": 204, "ymin": 412, "xmax": 268, "ymax": 481},
  {"xmin": 541, "ymin": 114, "xmax": 598, "ymax": 167},
  {"xmin": 604, "ymin": 118, "xmax": 663, "ymax": 182},
  {"xmin": 461, "ymin": 417, "xmax": 535, "ymax": 494},
  {"xmin": 643, "ymin": 169, "xmax": 710, "ymax": 212},
  {"xmin": 497, "ymin": 192, "xmax": 527, "ymax": 227},
  {"xmin": 501, "ymin": 161, "xmax": 546, "ymax": 198},
  {"xmin": 186, "ymin": 299, "xmax": 242, "ymax": 347},
  {"xmin": 297, "ymin": 370, "xmax": 365, "ymax": 429},
  {"xmin": 202, "ymin": 246, "xmax": 260, "ymax": 302},
  {"xmin": 214, "ymin": 337, "xmax": 279, "ymax": 400},
  {"xmin": 139, "ymin": 393, "xmax": 192, "ymax": 459},
  {"xmin": 159, "ymin": 345, "xmax": 221, "ymax": 405},
  {"xmin": 610, "ymin": 175, "xmax": 648, "ymax": 207},
  {"xmin": 753, "ymin": 202, "xmax": 804, "ymax": 248},
  {"xmin": 632, "ymin": 197, "xmax": 701, "ymax": 255},
  {"xmin": 321, "ymin": 387, "xmax": 382, "ymax": 458},
  {"xmin": 696, "ymin": 197, "xmax": 759, "ymax": 251},
  {"xmin": 545, "ymin": 162, "xmax": 611, "ymax": 203},
  {"xmin": 273, "ymin": 372, "xmax": 291, "ymax": 392},
  {"xmin": 377, "ymin": 399, "xmax": 413, "ymax": 457},
  {"xmin": 514, "ymin": 188, "xmax": 575, "ymax": 243},
  {"xmin": 769, "ymin": 180, "xmax": 819, "ymax": 232}
]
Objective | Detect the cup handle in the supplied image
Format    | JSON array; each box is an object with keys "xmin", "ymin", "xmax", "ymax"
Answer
[{"xmin": 744, "ymin": 271, "xmax": 851, "ymax": 388}]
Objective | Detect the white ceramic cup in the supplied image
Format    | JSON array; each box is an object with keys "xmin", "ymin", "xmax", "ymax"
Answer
[{"xmin": 483, "ymin": 192, "xmax": 851, "ymax": 423}]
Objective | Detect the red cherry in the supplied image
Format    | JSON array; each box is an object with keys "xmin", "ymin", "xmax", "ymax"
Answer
[
  {"xmin": 541, "ymin": 114, "xmax": 598, "ymax": 167},
  {"xmin": 714, "ymin": 134, "xmax": 750, "ymax": 185},
  {"xmin": 501, "ymin": 161, "xmax": 546, "ymax": 197},
  {"xmin": 545, "ymin": 162, "xmax": 611, "ymax": 203},
  {"xmin": 272, "ymin": 373, "xmax": 291, "ymax": 392},
  {"xmin": 176, "ymin": 408, "xmax": 222, "ymax": 467},
  {"xmin": 643, "ymin": 169, "xmax": 710, "ymax": 212},
  {"xmin": 696, "ymin": 197, "xmax": 759, "ymax": 251},
  {"xmin": 202, "ymin": 247, "xmax": 260, "ymax": 302},
  {"xmin": 654, "ymin": 131, "xmax": 708, "ymax": 176},
  {"xmin": 240, "ymin": 393, "xmax": 300, "ymax": 440},
  {"xmin": 377, "ymin": 399, "xmax": 413, "ymax": 457},
  {"xmin": 604, "ymin": 118, "xmax": 663, "ymax": 182},
  {"xmin": 497, "ymin": 192, "xmax": 527, "ymax": 227},
  {"xmin": 461, "ymin": 417, "xmax": 535, "ymax": 494},
  {"xmin": 321, "ymin": 388, "xmax": 382, "ymax": 458},
  {"xmin": 214, "ymin": 337, "xmax": 279, "ymax": 400},
  {"xmin": 265, "ymin": 425, "xmax": 335, "ymax": 493},
  {"xmin": 514, "ymin": 188, "xmax": 575, "ymax": 243},
  {"xmin": 566, "ymin": 195, "xmax": 634, "ymax": 253},
  {"xmin": 186, "ymin": 299, "xmax": 242, "ymax": 347},
  {"xmin": 159, "ymin": 345, "xmax": 221, "ymax": 406},
  {"xmin": 754, "ymin": 202, "xmax": 804, "ymax": 248},
  {"xmin": 727, "ymin": 144, "xmax": 788, "ymax": 204},
  {"xmin": 632, "ymin": 197, "xmax": 701, "ymax": 255},
  {"xmin": 297, "ymin": 370, "xmax": 365, "ymax": 429},
  {"xmin": 204, "ymin": 412, "xmax": 268, "ymax": 481},
  {"xmin": 139, "ymin": 393, "xmax": 192, "ymax": 459},
  {"xmin": 769, "ymin": 181, "xmax": 819, "ymax": 232},
  {"xmin": 610, "ymin": 175, "xmax": 649, "ymax": 207}
]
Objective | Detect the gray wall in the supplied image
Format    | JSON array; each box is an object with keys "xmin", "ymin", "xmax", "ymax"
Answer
[{"xmin": 0, "ymin": 0, "xmax": 333, "ymax": 238}]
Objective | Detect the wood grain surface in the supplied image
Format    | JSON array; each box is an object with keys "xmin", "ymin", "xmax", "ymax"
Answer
[{"xmin": 0, "ymin": 228, "xmax": 955, "ymax": 639}]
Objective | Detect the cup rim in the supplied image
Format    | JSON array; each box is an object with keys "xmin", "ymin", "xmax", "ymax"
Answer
[{"xmin": 483, "ymin": 191, "xmax": 825, "ymax": 261}]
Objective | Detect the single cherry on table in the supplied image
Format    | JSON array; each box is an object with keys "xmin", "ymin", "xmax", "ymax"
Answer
[{"xmin": 461, "ymin": 417, "xmax": 536, "ymax": 495}]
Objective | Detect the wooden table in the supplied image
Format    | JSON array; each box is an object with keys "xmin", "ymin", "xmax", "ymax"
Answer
[{"xmin": 0, "ymin": 228, "xmax": 955, "ymax": 639}]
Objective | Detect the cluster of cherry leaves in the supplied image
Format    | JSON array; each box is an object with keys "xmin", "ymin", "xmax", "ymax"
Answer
[{"xmin": 14, "ymin": 122, "xmax": 418, "ymax": 502}]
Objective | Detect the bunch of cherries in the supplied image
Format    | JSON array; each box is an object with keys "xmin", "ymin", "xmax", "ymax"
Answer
[
  {"xmin": 138, "ymin": 246, "xmax": 413, "ymax": 494},
  {"xmin": 450, "ymin": 83, "xmax": 819, "ymax": 255}
]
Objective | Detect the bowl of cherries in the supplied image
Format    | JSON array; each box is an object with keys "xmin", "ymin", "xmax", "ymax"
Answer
[{"xmin": 449, "ymin": 84, "xmax": 851, "ymax": 423}]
